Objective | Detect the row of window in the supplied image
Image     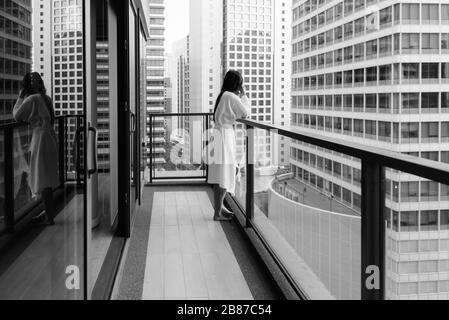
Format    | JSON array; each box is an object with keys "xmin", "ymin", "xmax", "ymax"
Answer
[
  {"xmin": 293, "ymin": 63, "xmax": 449, "ymax": 91},
  {"xmin": 293, "ymin": 3, "xmax": 449, "ymax": 40},
  {"xmin": 292, "ymin": 115, "xmax": 449, "ymax": 144},
  {"xmin": 293, "ymin": 32, "xmax": 449, "ymax": 60},
  {"xmin": 0, "ymin": 58, "xmax": 31, "ymax": 76},
  {"xmin": 387, "ymin": 239, "xmax": 449, "ymax": 255},
  {"xmin": 0, "ymin": 37, "xmax": 31, "ymax": 59},
  {"xmin": 388, "ymin": 179, "xmax": 449, "ymax": 205},
  {"xmin": 388, "ymin": 209, "xmax": 449, "ymax": 233},
  {"xmin": 292, "ymin": 92, "xmax": 449, "ymax": 113},
  {"xmin": 291, "ymin": 163, "xmax": 362, "ymax": 211},
  {"xmin": 0, "ymin": 14, "xmax": 31, "ymax": 41},
  {"xmin": 0, "ymin": 0, "xmax": 31, "ymax": 23}
]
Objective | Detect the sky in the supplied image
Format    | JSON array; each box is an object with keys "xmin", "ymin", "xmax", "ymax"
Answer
[{"xmin": 165, "ymin": 0, "xmax": 190, "ymax": 53}]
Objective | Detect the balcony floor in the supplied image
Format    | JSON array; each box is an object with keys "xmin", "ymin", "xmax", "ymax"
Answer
[{"xmin": 116, "ymin": 186, "xmax": 282, "ymax": 300}]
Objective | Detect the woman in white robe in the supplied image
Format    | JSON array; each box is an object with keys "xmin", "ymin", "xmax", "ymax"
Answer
[
  {"xmin": 13, "ymin": 72, "xmax": 58, "ymax": 226},
  {"xmin": 208, "ymin": 70, "xmax": 250, "ymax": 221}
]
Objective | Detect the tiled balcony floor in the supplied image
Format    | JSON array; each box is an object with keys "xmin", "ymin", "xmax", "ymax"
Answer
[
  {"xmin": 143, "ymin": 190, "xmax": 253, "ymax": 300},
  {"xmin": 117, "ymin": 186, "xmax": 282, "ymax": 301}
]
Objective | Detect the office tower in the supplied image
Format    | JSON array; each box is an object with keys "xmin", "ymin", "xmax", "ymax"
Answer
[
  {"xmin": 273, "ymin": 0, "xmax": 292, "ymax": 166},
  {"xmin": 33, "ymin": 0, "xmax": 112, "ymax": 172},
  {"xmin": 190, "ymin": 0, "xmax": 223, "ymax": 115},
  {"xmin": 145, "ymin": 0, "xmax": 166, "ymax": 168},
  {"xmin": 291, "ymin": 0, "xmax": 449, "ymax": 299},
  {"xmin": 169, "ymin": 36, "xmax": 190, "ymax": 140},
  {"xmin": 0, "ymin": 0, "xmax": 33, "ymax": 123},
  {"xmin": 188, "ymin": 0, "xmax": 223, "ymax": 165},
  {"xmin": 223, "ymin": 0, "xmax": 292, "ymax": 173},
  {"xmin": 33, "ymin": 0, "xmax": 84, "ymax": 116},
  {"xmin": 96, "ymin": 1, "xmax": 110, "ymax": 171}
]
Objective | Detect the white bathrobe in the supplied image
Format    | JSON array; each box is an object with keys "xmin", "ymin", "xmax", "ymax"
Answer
[
  {"xmin": 13, "ymin": 94, "xmax": 59, "ymax": 195},
  {"xmin": 207, "ymin": 92, "xmax": 250, "ymax": 195}
]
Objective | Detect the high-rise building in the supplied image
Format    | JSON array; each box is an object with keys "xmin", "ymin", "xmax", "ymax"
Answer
[
  {"xmin": 145, "ymin": 0, "xmax": 166, "ymax": 168},
  {"xmin": 291, "ymin": 0, "xmax": 449, "ymax": 299},
  {"xmin": 190, "ymin": 0, "xmax": 223, "ymax": 116},
  {"xmin": 33, "ymin": 0, "xmax": 112, "ymax": 172},
  {"xmin": 170, "ymin": 36, "xmax": 190, "ymax": 132},
  {"xmin": 0, "ymin": 0, "xmax": 33, "ymax": 124},
  {"xmin": 33, "ymin": 0, "xmax": 84, "ymax": 116},
  {"xmin": 223, "ymin": 0, "xmax": 292, "ymax": 174},
  {"xmin": 187, "ymin": 0, "xmax": 223, "ymax": 165}
]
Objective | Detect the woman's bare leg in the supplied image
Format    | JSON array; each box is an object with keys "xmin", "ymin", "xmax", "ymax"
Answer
[
  {"xmin": 42, "ymin": 188, "xmax": 55, "ymax": 225},
  {"xmin": 213, "ymin": 185, "xmax": 232, "ymax": 221}
]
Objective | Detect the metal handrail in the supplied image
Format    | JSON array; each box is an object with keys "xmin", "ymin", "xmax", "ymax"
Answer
[
  {"xmin": 0, "ymin": 115, "xmax": 83, "ymax": 131},
  {"xmin": 238, "ymin": 119, "xmax": 449, "ymax": 186},
  {"xmin": 236, "ymin": 118, "xmax": 449, "ymax": 300},
  {"xmin": 1, "ymin": 115, "xmax": 84, "ymax": 235}
]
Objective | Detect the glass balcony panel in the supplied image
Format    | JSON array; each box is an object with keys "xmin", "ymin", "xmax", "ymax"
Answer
[
  {"xmin": 250, "ymin": 130, "xmax": 362, "ymax": 299},
  {"xmin": 0, "ymin": 130, "xmax": 4, "ymax": 234},
  {"xmin": 146, "ymin": 115, "xmax": 212, "ymax": 183},
  {"xmin": 385, "ymin": 167, "xmax": 449, "ymax": 300}
]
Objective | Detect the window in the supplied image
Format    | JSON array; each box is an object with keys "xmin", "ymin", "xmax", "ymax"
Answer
[
  {"xmin": 421, "ymin": 211, "xmax": 438, "ymax": 231},
  {"xmin": 366, "ymin": 67, "xmax": 377, "ymax": 83},
  {"xmin": 441, "ymin": 210, "xmax": 449, "ymax": 230},
  {"xmin": 378, "ymin": 122, "xmax": 391, "ymax": 140},
  {"xmin": 379, "ymin": 65, "xmax": 392, "ymax": 83},
  {"xmin": 380, "ymin": 6, "xmax": 392, "ymax": 26},
  {"xmin": 379, "ymin": 36, "xmax": 392, "ymax": 56},
  {"xmin": 379, "ymin": 93, "xmax": 391, "ymax": 111},
  {"xmin": 402, "ymin": 33, "xmax": 420, "ymax": 53},
  {"xmin": 354, "ymin": 119, "xmax": 363, "ymax": 136},
  {"xmin": 443, "ymin": 93, "xmax": 449, "ymax": 110},
  {"xmin": 354, "ymin": 43, "xmax": 364, "ymax": 61},
  {"xmin": 442, "ymin": 34, "xmax": 449, "ymax": 52},
  {"xmin": 402, "ymin": 63, "xmax": 419, "ymax": 82},
  {"xmin": 366, "ymin": 39, "xmax": 377, "ymax": 57},
  {"xmin": 344, "ymin": 46, "xmax": 353, "ymax": 62},
  {"xmin": 355, "ymin": 0, "xmax": 364, "ymax": 11},
  {"xmin": 422, "ymin": 33, "xmax": 439, "ymax": 53},
  {"xmin": 402, "ymin": 3, "xmax": 419, "ymax": 23},
  {"xmin": 344, "ymin": 70, "xmax": 353, "ymax": 85},
  {"xmin": 400, "ymin": 211, "xmax": 419, "ymax": 231},
  {"xmin": 422, "ymin": 4, "xmax": 439, "ymax": 24},
  {"xmin": 443, "ymin": 5, "xmax": 449, "ymax": 24},
  {"xmin": 422, "ymin": 63, "xmax": 439, "ymax": 80},
  {"xmin": 401, "ymin": 122, "xmax": 419, "ymax": 140},
  {"xmin": 354, "ymin": 69, "xmax": 364, "ymax": 84},
  {"xmin": 421, "ymin": 122, "xmax": 439, "ymax": 141},
  {"xmin": 344, "ymin": 22, "xmax": 353, "ymax": 39},
  {"xmin": 421, "ymin": 181, "xmax": 439, "ymax": 201},
  {"xmin": 354, "ymin": 17, "xmax": 364, "ymax": 35},
  {"xmin": 421, "ymin": 93, "xmax": 439, "ymax": 111},
  {"xmin": 365, "ymin": 120, "xmax": 376, "ymax": 137},
  {"xmin": 344, "ymin": 0, "xmax": 353, "ymax": 16}
]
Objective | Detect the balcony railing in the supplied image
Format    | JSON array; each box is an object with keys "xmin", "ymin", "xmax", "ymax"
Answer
[
  {"xmin": 146, "ymin": 113, "xmax": 449, "ymax": 300},
  {"xmin": 146, "ymin": 113, "xmax": 213, "ymax": 184},
  {"xmin": 0, "ymin": 116, "xmax": 83, "ymax": 238}
]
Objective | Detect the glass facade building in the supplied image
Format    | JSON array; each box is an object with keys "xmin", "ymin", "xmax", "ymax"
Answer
[
  {"xmin": 0, "ymin": 0, "xmax": 32, "ymax": 124},
  {"xmin": 224, "ymin": 0, "xmax": 291, "ymax": 171},
  {"xmin": 145, "ymin": 0, "xmax": 166, "ymax": 169},
  {"xmin": 292, "ymin": 0, "xmax": 449, "ymax": 299}
]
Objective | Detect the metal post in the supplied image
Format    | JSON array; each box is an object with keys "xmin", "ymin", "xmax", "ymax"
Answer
[
  {"xmin": 245, "ymin": 125, "xmax": 255, "ymax": 228},
  {"xmin": 149, "ymin": 115, "xmax": 153, "ymax": 184},
  {"xmin": 205, "ymin": 114, "xmax": 210, "ymax": 182},
  {"xmin": 361, "ymin": 160, "xmax": 385, "ymax": 300},
  {"xmin": 4, "ymin": 128, "xmax": 14, "ymax": 233},
  {"xmin": 58, "ymin": 117, "xmax": 66, "ymax": 187}
]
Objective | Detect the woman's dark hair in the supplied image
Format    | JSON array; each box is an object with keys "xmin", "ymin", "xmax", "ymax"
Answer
[
  {"xmin": 214, "ymin": 70, "xmax": 244, "ymax": 121},
  {"xmin": 21, "ymin": 72, "xmax": 55, "ymax": 125}
]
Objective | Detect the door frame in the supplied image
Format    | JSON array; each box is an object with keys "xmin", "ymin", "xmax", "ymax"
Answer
[{"xmin": 82, "ymin": 0, "xmax": 149, "ymax": 299}]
